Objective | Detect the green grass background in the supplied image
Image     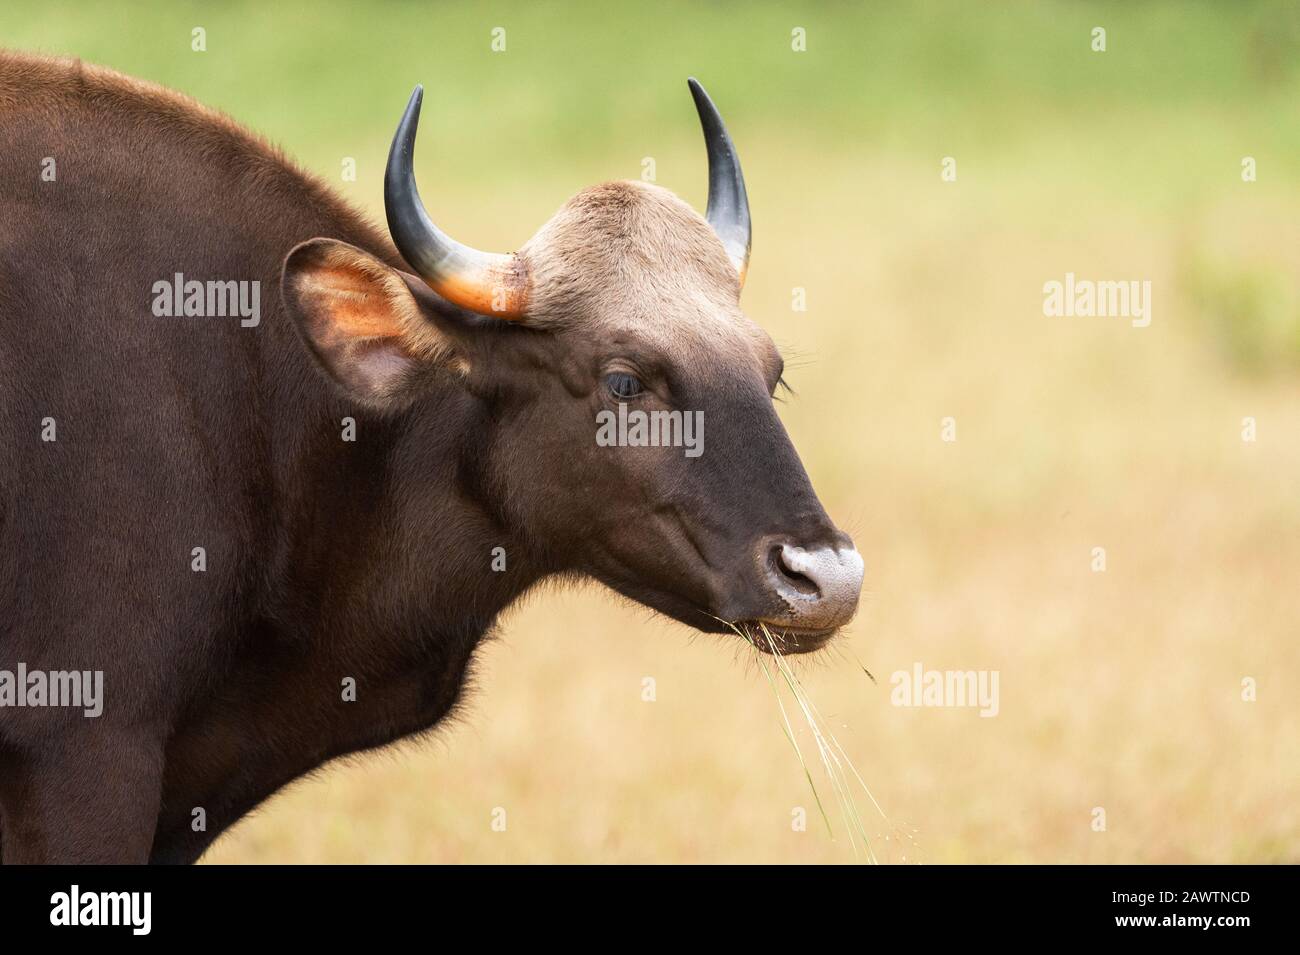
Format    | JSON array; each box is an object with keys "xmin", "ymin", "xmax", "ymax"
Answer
[{"xmin": 4, "ymin": 1, "xmax": 1298, "ymax": 862}]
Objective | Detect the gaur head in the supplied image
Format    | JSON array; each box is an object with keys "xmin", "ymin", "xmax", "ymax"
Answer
[{"xmin": 282, "ymin": 79, "xmax": 863, "ymax": 653}]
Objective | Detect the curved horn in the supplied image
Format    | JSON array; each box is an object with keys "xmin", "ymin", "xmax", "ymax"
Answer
[
  {"xmin": 384, "ymin": 86, "xmax": 528, "ymax": 318},
  {"xmin": 687, "ymin": 78, "xmax": 752, "ymax": 287}
]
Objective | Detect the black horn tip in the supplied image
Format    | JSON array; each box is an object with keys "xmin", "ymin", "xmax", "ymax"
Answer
[
  {"xmin": 687, "ymin": 77, "xmax": 711, "ymax": 108},
  {"xmin": 684, "ymin": 75, "xmax": 751, "ymax": 283},
  {"xmin": 687, "ymin": 78, "xmax": 728, "ymax": 144}
]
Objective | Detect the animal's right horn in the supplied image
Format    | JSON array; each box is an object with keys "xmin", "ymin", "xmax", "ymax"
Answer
[
  {"xmin": 688, "ymin": 78, "xmax": 752, "ymax": 288},
  {"xmin": 384, "ymin": 86, "xmax": 529, "ymax": 319}
]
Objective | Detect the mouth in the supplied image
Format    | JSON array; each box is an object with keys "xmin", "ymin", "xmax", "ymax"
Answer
[{"xmin": 738, "ymin": 621, "xmax": 839, "ymax": 654}]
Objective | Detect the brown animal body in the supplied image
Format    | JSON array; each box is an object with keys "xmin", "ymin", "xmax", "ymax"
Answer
[{"xmin": 0, "ymin": 53, "xmax": 862, "ymax": 863}]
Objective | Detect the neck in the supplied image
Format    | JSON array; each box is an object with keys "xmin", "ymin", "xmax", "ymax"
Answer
[{"xmin": 270, "ymin": 381, "xmax": 550, "ymax": 650}]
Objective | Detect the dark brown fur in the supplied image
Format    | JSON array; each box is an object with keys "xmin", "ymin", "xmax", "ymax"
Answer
[{"xmin": 0, "ymin": 54, "xmax": 850, "ymax": 863}]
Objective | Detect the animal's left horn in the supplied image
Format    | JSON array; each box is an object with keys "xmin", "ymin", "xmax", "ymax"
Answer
[
  {"xmin": 687, "ymin": 78, "xmax": 752, "ymax": 288},
  {"xmin": 385, "ymin": 85, "xmax": 529, "ymax": 319}
]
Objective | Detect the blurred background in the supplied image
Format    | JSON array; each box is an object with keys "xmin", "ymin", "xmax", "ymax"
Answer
[{"xmin": 7, "ymin": 0, "xmax": 1297, "ymax": 862}]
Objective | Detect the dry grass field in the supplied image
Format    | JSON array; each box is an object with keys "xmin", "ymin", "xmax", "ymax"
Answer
[{"xmin": 9, "ymin": 0, "xmax": 1297, "ymax": 863}]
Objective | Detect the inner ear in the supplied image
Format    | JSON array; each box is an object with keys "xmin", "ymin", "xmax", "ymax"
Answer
[{"xmin": 282, "ymin": 238, "xmax": 454, "ymax": 407}]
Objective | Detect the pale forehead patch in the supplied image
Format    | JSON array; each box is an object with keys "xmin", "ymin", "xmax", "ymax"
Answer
[{"xmin": 520, "ymin": 180, "xmax": 770, "ymax": 363}]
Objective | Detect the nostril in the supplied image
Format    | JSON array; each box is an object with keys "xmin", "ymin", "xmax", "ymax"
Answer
[
  {"xmin": 769, "ymin": 545, "xmax": 821, "ymax": 598},
  {"xmin": 758, "ymin": 540, "xmax": 864, "ymax": 632}
]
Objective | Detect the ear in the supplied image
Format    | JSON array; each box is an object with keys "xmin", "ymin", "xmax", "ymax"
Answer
[{"xmin": 281, "ymin": 238, "xmax": 462, "ymax": 407}]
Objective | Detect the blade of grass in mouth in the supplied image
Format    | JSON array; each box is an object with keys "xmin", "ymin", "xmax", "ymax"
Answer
[
  {"xmin": 743, "ymin": 626, "xmax": 835, "ymax": 838},
  {"xmin": 758, "ymin": 622, "xmax": 887, "ymax": 863},
  {"xmin": 716, "ymin": 616, "xmax": 893, "ymax": 862},
  {"xmin": 760, "ymin": 625, "xmax": 872, "ymax": 861}
]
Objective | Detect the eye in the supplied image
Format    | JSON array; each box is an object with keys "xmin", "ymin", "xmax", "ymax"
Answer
[{"xmin": 605, "ymin": 372, "xmax": 643, "ymax": 400}]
